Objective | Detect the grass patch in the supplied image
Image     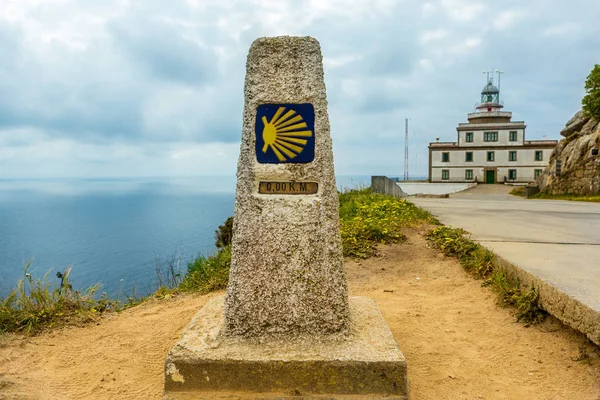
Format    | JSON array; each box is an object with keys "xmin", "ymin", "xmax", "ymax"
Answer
[
  {"xmin": 529, "ymin": 192, "xmax": 600, "ymax": 202},
  {"xmin": 0, "ymin": 263, "xmax": 121, "ymax": 335},
  {"xmin": 179, "ymin": 246, "xmax": 231, "ymax": 293},
  {"xmin": 510, "ymin": 186, "xmax": 600, "ymax": 202},
  {"xmin": 0, "ymin": 246, "xmax": 233, "ymax": 335},
  {"xmin": 425, "ymin": 226, "xmax": 546, "ymax": 325},
  {"xmin": 149, "ymin": 247, "xmax": 231, "ymax": 301},
  {"xmin": 152, "ymin": 218, "xmax": 233, "ymax": 295},
  {"xmin": 509, "ymin": 186, "xmax": 526, "ymax": 197},
  {"xmin": 339, "ymin": 188, "xmax": 438, "ymax": 258}
]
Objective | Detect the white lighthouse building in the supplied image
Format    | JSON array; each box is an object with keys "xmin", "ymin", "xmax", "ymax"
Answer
[{"xmin": 428, "ymin": 72, "xmax": 557, "ymax": 184}]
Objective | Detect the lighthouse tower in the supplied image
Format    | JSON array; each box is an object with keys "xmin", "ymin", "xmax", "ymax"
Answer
[{"xmin": 428, "ymin": 70, "xmax": 558, "ymax": 184}]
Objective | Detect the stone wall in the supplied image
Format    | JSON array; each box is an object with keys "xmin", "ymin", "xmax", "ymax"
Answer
[
  {"xmin": 371, "ymin": 176, "xmax": 406, "ymax": 198},
  {"xmin": 536, "ymin": 111, "xmax": 600, "ymax": 195}
]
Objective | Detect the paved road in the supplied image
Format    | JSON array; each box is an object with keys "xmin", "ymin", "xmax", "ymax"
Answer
[{"xmin": 412, "ymin": 185, "xmax": 600, "ymax": 311}]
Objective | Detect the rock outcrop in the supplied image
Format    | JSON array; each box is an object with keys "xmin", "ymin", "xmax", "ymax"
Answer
[{"xmin": 536, "ymin": 111, "xmax": 600, "ymax": 195}]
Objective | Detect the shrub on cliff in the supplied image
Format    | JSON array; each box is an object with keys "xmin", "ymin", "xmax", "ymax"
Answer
[
  {"xmin": 215, "ymin": 216, "xmax": 234, "ymax": 248},
  {"xmin": 582, "ymin": 64, "xmax": 600, "ymax": 120}
]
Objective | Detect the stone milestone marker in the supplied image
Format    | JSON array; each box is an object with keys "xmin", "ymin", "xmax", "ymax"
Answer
[
  {"xmin": 224, "ymin": 37, "xmax": 348, "ymax": 337},
  {"xmin": 164, "ymin": 36, "xmax": 408, "ymax": 399}
]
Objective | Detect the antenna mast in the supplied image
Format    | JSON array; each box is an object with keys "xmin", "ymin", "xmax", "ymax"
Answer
[
  {"xmin": 496, "ymin": 69, "xmax": 504, "ymax": 101},
  {"xmin": 404, "ymin": 118, "xmax": 409, "ymax": 181}
]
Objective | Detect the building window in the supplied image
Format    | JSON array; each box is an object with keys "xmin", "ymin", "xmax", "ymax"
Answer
[
  {"xmin": 465, "ymin": 169, "xmax": 473, "ymax": 180},
  {"xmin": 535, "ymin": 151, "xmax": 543, "ymax": 161},
  {"xmin": 509, "ymin": 131, "xmax": 518, "ymax": 141},
  {"xmin": 508, "ymin": 169, "xmax": 517, "ymax": 180},
  {"xmin": 466, "ymin": 132, "xmax": 473, "ymax": 142},
  {"xmin": 534, "ymin": 169, "xmax": 543, "ymax": 178},
  {"xmin": 484, "ymin": 131, "xmax": 498, "ymax": 142},
  {"xmin": 465, "ymin": 152, "xmax": 473, "ymax": 162},
  {"xmin": 487, "ymin": 151, "xmax": 495, "ymax": 162},
  {"xmin": 442, "ymin": 152, "xmax": 450, "ymax": 162},
  {"xmin": 509, "ymin": 151, "xmax": 517, "ymax": 161},
  {"xmin": 442, "ymin": 170, "xmax": 449, "ymax": 180}
]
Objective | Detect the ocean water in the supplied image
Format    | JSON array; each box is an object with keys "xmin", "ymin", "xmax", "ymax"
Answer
[{"xmin": 0, "ymin": 176, "xmax": 370, "ymax": 298}]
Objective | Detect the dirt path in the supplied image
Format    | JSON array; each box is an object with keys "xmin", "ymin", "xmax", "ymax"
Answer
[{"xmin": 1, "ymin": 227, "xmax": 599, "ymax": 399}]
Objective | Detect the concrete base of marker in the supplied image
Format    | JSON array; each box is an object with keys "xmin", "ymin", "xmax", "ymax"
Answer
[{"xmin": 164, "ymin": 295, "xmax": 408, "ymax": 399}]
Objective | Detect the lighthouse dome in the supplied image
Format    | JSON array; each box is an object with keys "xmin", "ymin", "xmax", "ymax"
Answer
[{"xmin": 481, "ymin": 81, "xmax": 499, "ymax": 95}]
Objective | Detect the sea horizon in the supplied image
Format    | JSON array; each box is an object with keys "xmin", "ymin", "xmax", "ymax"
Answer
[{"xmin": 0, "ymin": 175, "xmax": 390, "ymax": 298}]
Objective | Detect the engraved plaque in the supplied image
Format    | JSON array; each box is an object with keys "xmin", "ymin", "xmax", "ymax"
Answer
[{"xmin": 258, "ymin": 181, "xmax": 318, "ymax": 195}]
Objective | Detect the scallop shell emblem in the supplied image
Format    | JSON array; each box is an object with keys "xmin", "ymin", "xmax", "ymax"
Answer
[{"xmin": 260, "ymin": 106, "xmax": 313, "ymax": 162}]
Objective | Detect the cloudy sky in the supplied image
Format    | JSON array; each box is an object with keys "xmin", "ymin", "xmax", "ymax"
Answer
[{"xmin": 0, "ymin": 0, "xmax": 598, "ymax": 179}]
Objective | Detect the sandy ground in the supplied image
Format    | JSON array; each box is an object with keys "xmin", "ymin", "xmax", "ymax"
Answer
[{"xmin": 1, "ymin": 227, "xmax": 599, "ymax": 400}]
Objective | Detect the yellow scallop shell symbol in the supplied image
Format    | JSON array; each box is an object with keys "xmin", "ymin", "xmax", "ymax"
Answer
[{"xmin": 261, "ymin": 106, "xmax": 313, "ymax": 162}]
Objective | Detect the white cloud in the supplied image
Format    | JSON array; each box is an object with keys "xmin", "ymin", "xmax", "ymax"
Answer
[
  {"xmin": 421, "ymin": 2, "xmax": 436, "ymax": 15},
  {"xmin": 420, "ymin": 29, "xmax": 448, "ymax": 44},
  {"xmin": 323, "ymin": 54, "xmax": 361, "ymax": 69},
  {"xmin": 0, "ymin": 129, "xmax": 241, "ymax": 178},
  {"xmin": 0, "ymin": 0, "xmax": 599, "ymax": 179},
  {"xmin": 418, "ymin": 58, "xmax": 434, "ymax": 72},
  {"xmin": 493, "ymin": 10, "xmax": 527, "ymax": 30},
  {"xmin": 465, "ymin": 37, "xmax": 481, "ymax": 48},
  {"xmin": 428, "ymin": 35, "xmax": 482, "ymax": 60},
  {"xmin": 542, "ymin": 23, "xmax": 579, "ymax": 37},
  {"xmin": 439, "ymin": 0, "xmax": 486, "ymax": 22},
  {"xmin": 339, "ymin": 78, "xmax": 360, "ymax": 98}
]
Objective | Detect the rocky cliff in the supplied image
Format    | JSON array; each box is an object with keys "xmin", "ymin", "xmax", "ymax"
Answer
[{"xmin": 536, "ymin": 111, "xmax": 600, "ymax": 195}]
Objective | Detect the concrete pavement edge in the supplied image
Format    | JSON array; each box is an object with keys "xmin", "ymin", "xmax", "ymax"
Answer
[{"xmin": 494, "ymin": 254, "xmax": 600, "ymax": 346}]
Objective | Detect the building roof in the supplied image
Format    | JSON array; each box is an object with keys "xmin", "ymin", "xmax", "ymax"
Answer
[
  {"xmin": 428, "ymin": 139, "xmax": 558, "ymax": 149},
  {"xmin": 456, "ymin": 121, "xmax": 526, "ymax": 131}
]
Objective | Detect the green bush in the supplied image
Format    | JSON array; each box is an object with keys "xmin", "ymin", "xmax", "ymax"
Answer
[
  {"xmin": 179, "ymin": 246, "xmax": 231, "ymax": 293},
  {"xmin": 582, "ymin": 64, "xmax": 600, "ymax": 119},
  {"xmin": 339, "ymin": 188, "xmax": 436, "ymax": 258},
  {"xmin": 215, "ymin": 216, "xmax": 234, "ymax": 248}
]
